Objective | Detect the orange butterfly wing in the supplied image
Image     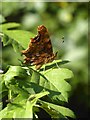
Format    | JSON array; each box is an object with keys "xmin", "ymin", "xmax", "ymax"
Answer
[{"xmin": 22, "ymin": 25, "xmax": 57, "ymax": 69}]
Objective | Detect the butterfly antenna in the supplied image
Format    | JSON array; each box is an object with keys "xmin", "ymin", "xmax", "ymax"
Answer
[
  {"xmin": 54, "ymin": 36, "xmax": 65, "ymax": 69},
  {"xmin": 54, "ymin": 60, "xmax": 61, "ymax": 69},
  {"xmin": 60, "ymin": 36, "xmax": 65, "ymax": 45},
  {"xmin": 57, "ymin": 35, "xmax": 65, "ymax": 50}
]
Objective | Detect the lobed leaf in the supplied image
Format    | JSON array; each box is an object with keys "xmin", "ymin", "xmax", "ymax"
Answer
[
  {"xmin": 3, "ymin": 30, "xmax": 34, "ymax": 49},
  {"xmin": 1, "ymin": 23, "xmax": 35, "ymax": 52},
  {"xmin": 3, "ymin": 66, "xmax": 29, "ymax": 88},
  {"xmin": 39, "ymin": 100, "xmax": 75, "ymax": 118},
  {"xmin": 39, "ymin": 68, "xmax": 73, "ymax": 102},
  {"xmin": 0, "ymin": 91, "xmax": 49, "ymax": 119},
  {"xmin": 40, "ymin": 59, "xmax": 70, "ymax": 71},
  {"xmin": 1, "ymin": 22, "xmax": 20, "ymax": 30}
]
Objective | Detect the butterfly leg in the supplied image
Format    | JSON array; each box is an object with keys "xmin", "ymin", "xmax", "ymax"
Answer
[
  {"xmin": 54, "ymin": 60, "xmax": 61, "ymax": 69},
  {"xmin": 43, "ymin": 64, "xmax": 46, "ymax": 74}
]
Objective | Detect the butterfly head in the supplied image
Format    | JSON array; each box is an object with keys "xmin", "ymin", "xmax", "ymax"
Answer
[{"xmin": 37, "ymin": 25, "xmax": 47, "ymax": 34}]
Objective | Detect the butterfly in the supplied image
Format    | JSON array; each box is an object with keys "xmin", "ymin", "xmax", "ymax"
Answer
[{"xmin": 21, "ymin": 25, "xmax": 57, "ymax": 69}]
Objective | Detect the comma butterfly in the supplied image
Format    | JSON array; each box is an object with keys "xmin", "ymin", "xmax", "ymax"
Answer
[{"xmin": 21, "ymin": 25, "xmax": 57, "ymax": 69}]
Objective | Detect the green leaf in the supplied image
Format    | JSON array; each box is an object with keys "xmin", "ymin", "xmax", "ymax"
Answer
[
  {"xmin": 39, "ymin": 101, "xmax": 65, "ymax": 118},
  {"xmin": 1, "ymin": 23, "xmax": 35, "ymax": 52},
  {"xmin": 3, "ymin": 30, "xmax": 34, "ymax": 49},
  {"xmin": 1, "ymin": 34, "xmax": 12, "ymax": 46},
  {"xmin": 28, "ymin": 91, "xmax": 49, "ymax": 103},
  {"xmin": 24, "ymin": 82, "xmax": 44, "ymax": 95},
  {"xmin": 27, "ymin": 67, "xmax": 73, "ymax": 102},
  {"xmin": 40, "ymin": 59, "xmax": 69, "ymax": 71},
  {"xmin": 39, "ymin": 100, "xmax": 75, "ymax": 118},
  {"xmin": 6, "ymin": 102, "xmax": 26, "ymax": 118},
  {"xmin": 0, "ymin": 91, "xmax": 49, "ymax": 119},
  {"xmin": 0, "ymin": 74, "xmax": 8, "ymax": 99},
  {"xmin": 0, "ymin": 93, "xmax": 27, "ymax": 118},
  {"xmin": 24, "ymin": 100, "xmax": 33, "ymax": 118},
  {"xmin": 13, "ymin": 107, "xmax": 26, "ymax": 118},
  {"xmin": 3, "ymin": 66, "xmax": 29, "ymax": 88},
  {"xmin": 30, "ymin": 69, "xmax": 40, "ymax": 84},
  {"xmin": 11, "ymin": 95, "xmax": 28, "ymax": 118},
  {"xmin": 14, "ymin": 91, "xmax": 49, "ymax": 118},
  {"xmin": 40, "ymin": 68, "xmax": 73, "ymax": 102},
  {"xmin": 24, "ymin": 91, "xmax": 49, "ymax": 118},
  {"xmin": 1, "ymin": 22, "xmax": 21, "ymax": 31},
  {"xmin": 0, "ymin": 107, "xmax": 9, "ymax": 119}
]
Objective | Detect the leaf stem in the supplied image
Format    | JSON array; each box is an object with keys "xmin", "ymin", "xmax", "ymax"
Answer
[{"xmin": 8, "ymin": 90, "xmax": 12, "ymax": 100}]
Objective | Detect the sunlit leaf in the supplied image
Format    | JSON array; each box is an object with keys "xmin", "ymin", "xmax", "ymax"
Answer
[
  {"xmin": 3, "ymin": 66, "xmax": 29, "ymax": 88},
  {"xmin": 40, "ymin": 68, "xmax": 73, "ymax": 102},
  {"xmin": 1, "ymin": 23, "xmax": 35, "ymax": 52},
  {"xmin": 39, "ymin": 100, "xmax": 75, "ymax": 118}
]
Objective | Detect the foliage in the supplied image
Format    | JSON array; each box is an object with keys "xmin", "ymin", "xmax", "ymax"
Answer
[
  {"xmin": 0, "ymin": 23, "xmax": 75, "ymax": 119},
  {"xmin": 0, "ymin": 2, "xmax": 88, "ymax": 119}
]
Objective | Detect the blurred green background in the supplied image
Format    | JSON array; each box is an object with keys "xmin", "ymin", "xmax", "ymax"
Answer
[{"xmin": 0, "ymin": 1, "xmax": 88, "ymax": 119}]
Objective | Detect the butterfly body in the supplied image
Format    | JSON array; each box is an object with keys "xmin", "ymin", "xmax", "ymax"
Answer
[{"xmin": 22, "ymin": 25, "xmax": 57, "ymax": 69}]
